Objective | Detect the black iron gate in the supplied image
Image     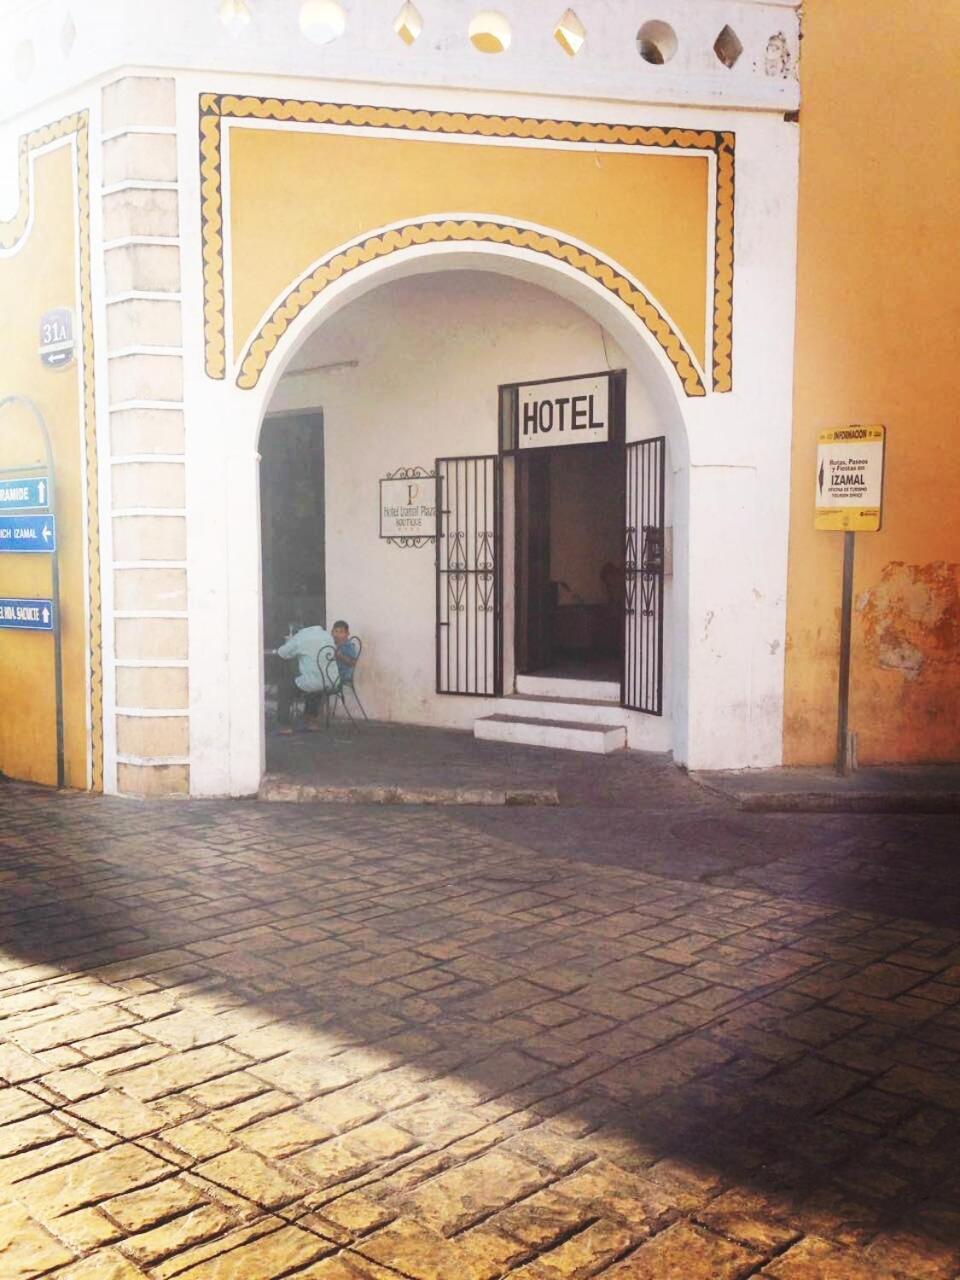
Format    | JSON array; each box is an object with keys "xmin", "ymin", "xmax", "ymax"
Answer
[
  {"xmin": 436, "ymin": 455, "xmax": 502, "ymax": 696},
  {"xmin": 623, "ymin": 437, "xmax": 665, "ymax": 715}
]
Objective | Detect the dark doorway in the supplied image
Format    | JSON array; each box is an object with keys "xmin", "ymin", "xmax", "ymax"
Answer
[
  {"xmin": 260, "ymin": 410, "xmax": 326, "ymax": 653},
  {"xmin": 515, "ymin": 444, "xmax": 624, "ymax": 683}
]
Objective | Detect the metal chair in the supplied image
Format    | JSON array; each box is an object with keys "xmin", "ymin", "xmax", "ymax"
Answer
[{"xmin": 329, "ymin": 635, "xmax": 368, "ymax": 724}]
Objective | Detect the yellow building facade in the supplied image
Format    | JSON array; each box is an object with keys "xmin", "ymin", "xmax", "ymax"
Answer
[
  {"xmin": 785, "ymin": 0, "xmax": 960, "ymax": 764},
  {"xmin": 0, "ymin": 1, "xmax": 954, "ymax": 794}
]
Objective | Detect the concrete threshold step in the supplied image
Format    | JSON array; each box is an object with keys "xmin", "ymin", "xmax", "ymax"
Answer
[
  {"xmin": 475, "ymin": 714, "xmax": 626, "ymax": 755},
  {"xmin": 258, "ymin": 775, "xmax": 558, "ymax": 806},
  {"xmin": 499, "ymin": 694, "xmax": 629, "ymax": 725}
]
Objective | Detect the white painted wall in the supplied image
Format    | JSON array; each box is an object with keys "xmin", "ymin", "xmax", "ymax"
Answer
[{"xmin": 264, "ymin": 270, "xmax": 676, "ymax": 746}]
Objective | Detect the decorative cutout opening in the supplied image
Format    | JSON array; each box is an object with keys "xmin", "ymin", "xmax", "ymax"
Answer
[
  {"xmin": 394, "ymin": 1, "xmax": 422, "ymax": 45},
  {"xmin": 218, "ymin": 0, "xmax": 252, "ymax": 31},
  {"xmin": 14, "ymin": 40, "xmax": 35, "ymax": 81},
  {"xmin": 636, "ymin": 19, "xmax": 676, "ymax": 65},
  {"xmin": 713, "ymin": 24, "xmax": 742, "ymax": 69},
  {"xmin": 554, "ymin": 8, "xmax": 585, "ymax": 57},
  {"xmin": 468, "ymin": 10, "xmax": 511, "ymax": 54},
  {"xmin": 299, "ymin": 0, "xmax": 347, "ymax": 46},
  {"xmin": 60, "ymin": 13, "xmax": 77, "ymax": 57}
]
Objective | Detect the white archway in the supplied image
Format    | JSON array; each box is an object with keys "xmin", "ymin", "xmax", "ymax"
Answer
[{"xmin": 200, "ymin": 240, "xmax": 699, "ymax": 796}]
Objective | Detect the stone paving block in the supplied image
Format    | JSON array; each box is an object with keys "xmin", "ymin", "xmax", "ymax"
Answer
[
  {"xmin": 105, "ymin": 1175, "xmax": 208, "ymax": 1231},
  {"xmin": 194, "ymin": 1148, "xmax": 308, "ymax": 1209},
  {"xmin": 694, "ymin": 1188, "xmax": 803, "ymax": 1253},
  {"xmin": 205, "ymin": 1090, "xmax": 296, "ymax": 1133},
  {"xmin": 16, "ymin": 1142, "xmax": 173, "ymax": 1217},
  {"xmin": 293, "ymin": 1121, "xmax": 418, "ymax": 1190},
  {"xmin": 396, "ymin": 1148, "xmax": 547, "ymax": 1236},
  {"xmin": 55, "ymin": 1204, "xmax": 126, "ymax": 1249},
  {"xmin": 247, "ymin": 1053, "xmax": 362, "ymax": 1099},
  {"xmin": 0, "ymin": 1042, "xmax": 50, "ymax": 1084},
  {"xmin": 46, "ymin": 1248, "xmax": 150, "ymax": 1278},
  {"xmin": 170, "ymin": 1222, "xmax": 334, "ymax": 1278},
  {"xmin": 492, "ymin": 1186, "xmax": 594, "ymax": 1249},
  {"xmin": 0, "ymin": 1200, "xmax": 75, "ymax": 1277},
  {"xmin": 13, "ymin": 1006, "xmax": 138, "ymax": 1053},
  {"xmin": 186, "ymin": 1071, "xmax": 270, "ymax": 1110},
  {"xmin": 119, "ymin": 1202, "xmax": 239, "ymax": 1268},
  {"xmin": 70, "ymin": 1090, "xmax": 169, "ymax": 1139},
  {"xmin": 0, "ymin": 1135, "xmax": 93, "ymax": 1184},
  {"xmin": 761, "ymin": 1234, "xmax": 901, "ymax": 1279},
  {"xmin": 239, "ymin": 1107, "xmax": 340, "ymax": 1158},
  {"xmin": 0, "ymin": 1111, "xmax": 69, "ymax": 1156},
  {"xmin": 109, "ymin": 1045, "xmax": 249, "ymax": 1100},
  {"xmin": 605, "ymin": 1221, "xmax": 763, "ymax": 1277},
  {"xmin": 0, "ymin": 1085, "xmax": 49, "ymax": 1125},
  {"xmin": 39, "ymin": 1066, "xmax": 106, "ymax": 1102},
  {"xmin": 353, "ymin": 1216, "xmax": 487, "ymax": 1280},
  {"xmin": 552, "ymin": 1161, "xmax": 679, "ymax": 1233}
]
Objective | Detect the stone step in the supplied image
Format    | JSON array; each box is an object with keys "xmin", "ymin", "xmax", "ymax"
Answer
[
  {"xmin": 498, "ymin": 694, "xmax": 628, "ymax": 725},
  {"xmin": 516, "ymin": 674, "xmax": 620, "ymax": 702},
  {"xmin": 475, "ymin": 714, "xmax": 626, "ymax": 755}
]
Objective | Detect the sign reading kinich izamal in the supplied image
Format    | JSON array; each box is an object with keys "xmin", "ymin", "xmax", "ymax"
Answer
[
  {"xmin": 518, "ymin": 373, "xmax": 609, "ymax": 450},
  {"xmin": 815, "ymin": 425, "xmax": 886, "ymax": 532},
  {"xmin": 0, "ymin": 514, "xmax": 57, "ymax": 552}
]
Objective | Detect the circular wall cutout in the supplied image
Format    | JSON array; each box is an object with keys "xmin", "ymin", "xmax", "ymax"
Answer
[
  {"xmin": 468, "ymin": 10, "xmax": 512, "ymax": 54},
  {"xmin": 636, "ymin": 20, "xmax": 677, "ymax": 65},
  {"xmin": 299, "ymin": 0, "xmax": 347, "ymax": 46}
]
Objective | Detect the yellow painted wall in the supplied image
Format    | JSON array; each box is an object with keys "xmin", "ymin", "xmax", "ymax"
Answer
[
  {"xmin": 784, "ymin": 2, "xmax": 960, "ymax": 763},
  {"xmin": 0, "ymin": 135, "xmax": 96, "ymax": 788},
  {"xmin": 229, "ymin": 128, "xmax": 710, "ymax": 370}
]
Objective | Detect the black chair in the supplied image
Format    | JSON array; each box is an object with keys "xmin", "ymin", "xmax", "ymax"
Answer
[{"xmin": 329, "ymin": 636, "xmax": 368, "ymax": 725}]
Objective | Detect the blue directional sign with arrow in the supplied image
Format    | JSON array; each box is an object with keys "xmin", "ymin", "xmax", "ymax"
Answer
[
  {"xmin": 0, "ymin": 476, "xmax": 50, "ymax": 511},
  {"xmin": 0, "ymin": 598, "xmax": 54, "ymax": 631},
  {"xmin": 0, "ymin": 514, "xmax": 57, "ymax": 552}
]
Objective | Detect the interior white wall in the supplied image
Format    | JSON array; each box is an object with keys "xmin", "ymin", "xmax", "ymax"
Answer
[{"xmin": 264, "ymin": 270, "xmax": 674, "ymax": 741}]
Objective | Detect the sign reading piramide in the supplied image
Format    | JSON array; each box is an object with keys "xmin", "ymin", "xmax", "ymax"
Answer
[{"xmin": 815, "ymin": 425, "xmax": 886, "ymax": 532}]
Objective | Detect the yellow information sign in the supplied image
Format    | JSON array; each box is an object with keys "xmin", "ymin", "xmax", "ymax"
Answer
[{"xmin": 815, "ymin": 425, "xmax": 885, "ymax": 532}]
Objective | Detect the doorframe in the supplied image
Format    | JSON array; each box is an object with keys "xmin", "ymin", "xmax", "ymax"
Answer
[{"xmin": 501, "ymin": 370, "xmax": 627, "ymax": 693}]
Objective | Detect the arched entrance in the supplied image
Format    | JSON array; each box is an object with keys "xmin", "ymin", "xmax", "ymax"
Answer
[{"xmin": 248, "ymin": 249, "xmax": 691, "ymax": 785}]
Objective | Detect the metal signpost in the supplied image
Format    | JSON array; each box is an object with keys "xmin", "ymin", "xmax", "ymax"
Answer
[
  {"xmin": 815, "ymin": 425, "xmax": 886, "ymax": 774},
  {"xmin": 0, "ymin": 395, "xmax": 64, "ymax": 787}
]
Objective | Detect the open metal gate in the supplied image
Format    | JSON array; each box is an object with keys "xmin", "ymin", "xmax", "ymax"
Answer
[
  {"xmin": 623, "ymin": 437, "xmax": 665, "ymax": 715},
  {"xmin": 436, "ymin": 455, "xmax": 502, "ymax": 696}
]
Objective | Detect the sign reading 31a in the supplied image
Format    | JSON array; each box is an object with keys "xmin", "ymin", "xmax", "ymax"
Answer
[{"xmin": 815, "ymin": 425, "xmax": 885, "ymax": 532}]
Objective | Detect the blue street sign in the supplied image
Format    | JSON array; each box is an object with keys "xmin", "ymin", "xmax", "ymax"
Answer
[
  {"xmin": 0, "ymin": 514, "xmax": 57, "ymax": 552},
  {"xmin": 0, "ymin": 598, "xmax": 54, "ymax": 631},
  {"xmin": 0, "ymin": 476, "xmax": 50, "ymax": 511}
]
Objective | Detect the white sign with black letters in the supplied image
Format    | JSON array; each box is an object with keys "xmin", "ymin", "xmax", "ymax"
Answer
[
  {"xmin": 380, "ymin": 470, "xmax": 437, "ymax": 543},
  {"xmin": 518, "ymin": 374, "xmax": 609, "ymax": 450},
  {"xmin": 39, "ymin": 308, "xmax": 75, "ymax": 369}
]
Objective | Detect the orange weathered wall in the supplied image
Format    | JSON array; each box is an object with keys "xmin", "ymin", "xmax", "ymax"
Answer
[{"xmin": 784, "ymin": 1, "xmax": 960, "ymax": 763}]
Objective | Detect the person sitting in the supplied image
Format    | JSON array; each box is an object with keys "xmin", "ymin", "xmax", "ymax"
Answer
[
  {"xmin": 331, "ymin": 620, "xmax": 359, "ymax": 682},
  {"xmin": 275, "ymin": 623, "xmax": 335, "ymax": 734}
]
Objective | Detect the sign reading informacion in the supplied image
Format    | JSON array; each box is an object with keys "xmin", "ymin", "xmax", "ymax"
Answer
[
  {"xmin": 518, "ymin": 373, "xmax": 609, "ymax": 450},
  {"xmin": 0, "ymin": 598, "xmax": 54, "ymax": 631},
  {"xmin": 815, "ymin": 425, "xmax": 886, "ymax": 532},
  {"xmin": 0, "ymin": 476, "xmax": 50, "ymax": 511},
  {"xmin": 380, "ymin": 467, "xmax": 437, "ymax": 545},
  {"xmin": 39, "ymin": 308, "xmax": 75, "ymax": 369},
  {"xmin": 0, "ymin": 514, "xmax": 57, "ymax": 552}
]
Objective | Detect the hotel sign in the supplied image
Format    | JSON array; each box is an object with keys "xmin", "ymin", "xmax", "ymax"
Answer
[
  {"xmin": 380, "ymin": 466, "xmax": 436, "ymax": 547},
  {"xmin": 499, "ymin": 370, "xmax": 623, "ymax": 454},
  {"xmin": 815, "ymin": 425, "xmax": 885, "ymax": 532},
  {"xmin": 518, "ymin": 374, "xmax": 609, "ymax": 450}
]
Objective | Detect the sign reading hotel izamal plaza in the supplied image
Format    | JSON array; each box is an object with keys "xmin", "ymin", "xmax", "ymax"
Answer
[
  {"xmin": 518, "ymin": 374, "xmax": 609, "ymax": 450},
  {"xmin": 815, "ymin": 425, "xmax": 886, "ymax": 532}
]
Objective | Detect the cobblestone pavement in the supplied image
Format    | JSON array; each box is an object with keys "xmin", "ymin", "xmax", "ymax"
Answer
[{"xmin": 1, "ymin": 773, "xmax": 960, "ymax": 1278}]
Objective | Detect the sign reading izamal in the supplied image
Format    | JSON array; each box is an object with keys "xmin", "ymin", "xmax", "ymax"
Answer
[
  {"xmin": 518, "ymin": 374, "xmax": 609, "ymax": 450},
  {"xmin": 0, "ymin": 476, "xmax": 50, "ymax": 511},
  {"xmin": 815, "ymin": 426, "xmax": 886, "ymax": 532},
  {"xmin": 380, "ymin": 467, "xmax": 436, "ymax": 545},
  {"xmin": 0, "ymin": 514, "xmax": 57, "ymax": 552},
  {"xmin": 0, "ymin": 598, "xmax": 54, "ymax": 631}
]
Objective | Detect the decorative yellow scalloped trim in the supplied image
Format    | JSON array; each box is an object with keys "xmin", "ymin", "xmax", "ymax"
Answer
[
  {"xmin": 238, "ymin": 219, "xmax": 706, "ymax": 397},
  {"xmin": 200, "ymin": 95, "xmax": 734, "ymax": 395},
  {"xmin": 1, "ymin": 113, "xmax": 103, "ymax": 790}
]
